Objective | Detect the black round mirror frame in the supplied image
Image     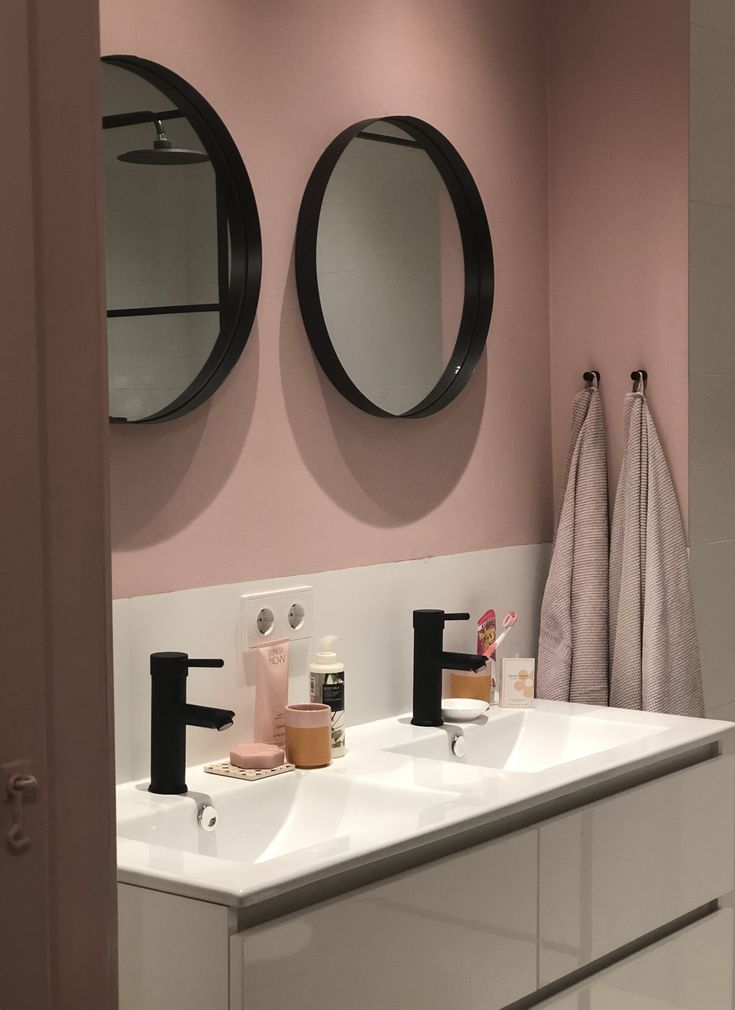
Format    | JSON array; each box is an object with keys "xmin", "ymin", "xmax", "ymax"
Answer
[
  {"xmin": 295, "ymin": 116, "xmax": 494, "ymax": 419},
  {"xmin": 103, "ymin": 55, "xmax": 262, "ymax": 424}
]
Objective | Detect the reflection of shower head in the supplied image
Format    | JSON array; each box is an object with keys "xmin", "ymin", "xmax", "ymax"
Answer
[{"xmin": 117, "ymin": 119, "xmax": 208, "ymax": 165}]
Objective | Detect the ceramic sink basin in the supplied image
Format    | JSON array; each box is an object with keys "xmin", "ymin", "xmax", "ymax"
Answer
[
  {"xmin": 117, "ymin": 769, "xmax": 455, "ymax": 865},
  {"xmin": 386, "ymin": 707, "xmax": 669, "ymax": 773},
  {"xmin": 117, "ymin": 701, "xmax": 730, "ymax": 907}
]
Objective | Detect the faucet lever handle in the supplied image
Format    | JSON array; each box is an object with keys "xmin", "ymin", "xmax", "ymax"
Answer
[
  {"xmin": 188, "ymin": 658, "xmax": 225, "ymax": 669},
  {"xmin": 444, "ymin": 612, "xmax": 470, "ymax": 622}
]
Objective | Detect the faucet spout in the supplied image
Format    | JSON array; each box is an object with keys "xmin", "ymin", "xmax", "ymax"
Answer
[
  {"xmin": 181, "ymin": 703, "xmax": 235, "ymax": 731},
  {"xmin": 440, "ymin": 651, "xmax": 487, "ymax": 673}
]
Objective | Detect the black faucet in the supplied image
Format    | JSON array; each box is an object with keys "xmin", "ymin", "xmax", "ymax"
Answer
[
  {"xmin": 149, "ymin": 651, "xmax": 235, "ymax": 795},
  {"xmin": 411, "ymin": 610, "xmax": 487, "ymax": 727}
]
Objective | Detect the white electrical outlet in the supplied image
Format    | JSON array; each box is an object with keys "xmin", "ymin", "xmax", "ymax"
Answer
[
  {"xmin": 240, "ymin": 589, "xmax": 282, "ymax": 651},
  {"xmin": 282, "ymin": 586, "xmax": 313, "ymax": 642},
  {"xmin": 239, "ymin": 586, "xmax": 314, "ymax": 651}
]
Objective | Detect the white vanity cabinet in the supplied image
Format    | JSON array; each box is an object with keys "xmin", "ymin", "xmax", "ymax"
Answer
[
  {"xmin": 230, "ymin": 828, "xmax": 538, "ymax": 1010},
  {"xmin": 118, "ymin": 749, "xmax": 735, "ymax": 1010},
  {"xmin": 538, "ymin": 910, "xmax": 734, "ymax": 1010},
  {"xmin": 118, "ymin": 885, "xmax": 233, "ymax": 1010},
  {"xmin": 538, "ymin": 755, "xmax": 735, "ymax": 986}
]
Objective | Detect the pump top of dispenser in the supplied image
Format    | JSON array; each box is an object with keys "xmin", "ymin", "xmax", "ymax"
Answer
[{"xmin": 311, "ymin": 636, "xmax": 343, "ymax": 673}]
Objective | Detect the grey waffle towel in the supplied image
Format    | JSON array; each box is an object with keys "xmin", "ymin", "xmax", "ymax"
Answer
[
  {"xmin": 609, "ymin": 392, "xmax": 704, "ymax": 716},
  {"xmin": 537, "ymin": 385, "xmax": 609, "ymax": 704}
]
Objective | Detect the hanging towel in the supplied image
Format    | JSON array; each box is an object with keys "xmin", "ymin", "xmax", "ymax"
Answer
[
  {"xmin": 537, "ymin": 382, "xmax": 609, "ymax": 704},
  {"xmin": 609, "ymin": 391, "xmax": 704, "ymax": 717}
]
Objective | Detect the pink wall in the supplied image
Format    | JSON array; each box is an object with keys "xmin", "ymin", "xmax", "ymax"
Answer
[
  {"xmin": 102, "ymin": 0, "xmax": 553, "ymax": 598},
  {"xmin": 103, "ymin": 0, "xmax": 689, "ymax": 599},
  {"xmin": 546, "ymin": 0, "xmax": 690, "ymax": 523}
]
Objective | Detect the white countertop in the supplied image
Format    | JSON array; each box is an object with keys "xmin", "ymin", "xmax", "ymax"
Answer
[{"xmin": 116, "ymin": 700, "xmax": 735, "ymax": 908}]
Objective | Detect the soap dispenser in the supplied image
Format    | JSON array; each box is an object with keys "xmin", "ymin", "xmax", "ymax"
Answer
[{"xmin": 309, "ymin": 635, "xmax": 345, "ymax": 757}]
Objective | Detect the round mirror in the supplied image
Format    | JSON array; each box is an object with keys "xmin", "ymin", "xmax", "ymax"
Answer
[
  {"xmin": 101, "ymin": 56, "xmax": 261, "ymax": 423},
  {"xmin": 296, "ymin": 117, "xmax": 493, "ymax": 418}
]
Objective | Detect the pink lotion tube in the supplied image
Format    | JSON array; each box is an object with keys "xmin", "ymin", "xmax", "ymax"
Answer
[{"xmin": 254, "ymin": 640, "xmax": 289, "ymax": 748}]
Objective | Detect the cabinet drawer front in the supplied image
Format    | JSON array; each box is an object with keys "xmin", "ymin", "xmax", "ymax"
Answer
[
  {"xmin": 118, "ymin": 885, "xmax": 231, "ymax": 1010},
  {"xmin": 538, "ymin": 909, "xmax": 734, "ymax": 1009},
  {"xmin": 539, "ymin": 756, "xmax": 735, "ymax": 986},
  {"xmin": 231, "ymin": 829, "xmax": 537, "ymax": 1010}
]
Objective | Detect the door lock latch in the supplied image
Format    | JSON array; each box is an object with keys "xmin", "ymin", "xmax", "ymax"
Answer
[{"xmin": 3, "ymin": 760, "xmax": 38, "ymax": 853}]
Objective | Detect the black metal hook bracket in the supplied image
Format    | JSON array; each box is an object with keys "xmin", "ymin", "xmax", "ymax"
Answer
[
  {"xmin": 631, "ymin": 369, "xmax": 648, "ymax": 390},
  {"xmin": 583, "ymin": 370, "xmax": 600, "ymax": 385}
]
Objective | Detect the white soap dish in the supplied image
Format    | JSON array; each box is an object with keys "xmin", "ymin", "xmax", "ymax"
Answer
[{"xmin": 441, "ymin": 698, "xmax": 489, "ymax": 722}]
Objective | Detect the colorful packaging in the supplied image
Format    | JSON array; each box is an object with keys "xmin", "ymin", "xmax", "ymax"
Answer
[
  {"xmin": 501, "ymin": 658, "xmax": 535, "ymax": 708},
  {"xmin": 254, "ymin": 640, "xmax": 289, "ymax": 746},
  {"xmin": 309, "ymin": 635, "xmax": 345, "ymax": 757},
  {"xmin": 476, "ymin": 610, "xmax": 498, "ymax": 707},
  {"xmin": 476, "ymin": 608, "xmax": 497, "ymax": 657}
]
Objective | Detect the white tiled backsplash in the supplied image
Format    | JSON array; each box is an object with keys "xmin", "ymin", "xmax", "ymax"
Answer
[
  {"xmin": 690, "ymin": 13, "xmax": 735, "ymax": 724},
  {"xmin": 112, "ymin": 543, "xmax": 550, "ymax": 783}
]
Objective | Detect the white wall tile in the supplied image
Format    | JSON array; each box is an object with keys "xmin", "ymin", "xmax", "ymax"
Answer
[
  {"xmin": 690, "ymin": 200, "xmax": 735, "ymax": 376},
  {"xmin": 113, "ymin": 544, "xmax": 550, "ymax": 783},
  {"xmin": 692, "ymin": 0, "xmax": 735, "ymax": 39},
  {"xmin": 112, "ymin": 597, "xmax": 133, "ymax": 783},
  {"xmin": 689, "ymin": 373, "xmax": 735, "ymax": 545},
  {"xmin": 707, "ymin": 699, "xmax": 735, "ymax": 722},
  {"xmin": 691, "ymin": 25, "xmax": 735, "ymax": 208},
  {"xmin": 690, "ymin": 541, "xmax": 735, "ymax": 711},
  {"xmin": 689, "ymin": 20, "xmax": 735, "ymax": 764}
]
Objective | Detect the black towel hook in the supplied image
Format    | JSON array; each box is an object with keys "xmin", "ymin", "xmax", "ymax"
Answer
[
  {"xmin": 631, "ymin": 369, "xmax": 647, "ymax": 391},
  {"xmin": 583, "ymin": 370, "xmax": 600, "ymax": 386}
]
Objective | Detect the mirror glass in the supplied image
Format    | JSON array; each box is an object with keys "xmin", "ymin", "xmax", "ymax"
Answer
[
  {"xmin": 101, "ymin": 59, "xmax": 260, "ymax": 423},
  {"xmin": 297, "ymin": 117, "xmax": 492, "ymax": 418},
  {"xmin": 316, "ymin": 122, "xmax": 464, "ymax": 416}
]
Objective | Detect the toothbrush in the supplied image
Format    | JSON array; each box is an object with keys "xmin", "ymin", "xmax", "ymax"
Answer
[{"xmin": 483, "ymin": 611, "xmax": 518, "ymax": 659}]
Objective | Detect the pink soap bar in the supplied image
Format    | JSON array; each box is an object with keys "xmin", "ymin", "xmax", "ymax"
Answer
[{"xmin": 229, "ymin": 743, "xmax": 285, "ymax": 770}]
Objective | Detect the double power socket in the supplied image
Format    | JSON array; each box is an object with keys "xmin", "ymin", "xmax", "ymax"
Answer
[{"xmin": 239, "ymin": 586, "xmax": 314, "ymax": 651}]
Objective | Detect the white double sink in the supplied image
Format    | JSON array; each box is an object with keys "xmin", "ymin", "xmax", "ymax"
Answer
[{"xmin": 116, "ymin": 699, "xmax": 730, "ymax": 906}]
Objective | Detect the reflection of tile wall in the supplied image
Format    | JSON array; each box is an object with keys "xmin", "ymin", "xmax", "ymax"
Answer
[
  {"xmin": 315, "ymin": 137, "xmax": 451, "ymax": 415},
  {"xmin": 105, "ymin": 148, "xmax": 220, "ymax": 419},
  {"xmin": 690, "ymin": 8, "xmax": 735, "ymax": 720}
]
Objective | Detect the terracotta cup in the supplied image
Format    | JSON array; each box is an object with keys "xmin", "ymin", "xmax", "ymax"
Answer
[
  {"xmin": 284, "ymin": 703, "xmax": 332, "ymax": 768},
  {"xmin": 450, "ymin": 659, "xmax": 495, "ymax": 703}
]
